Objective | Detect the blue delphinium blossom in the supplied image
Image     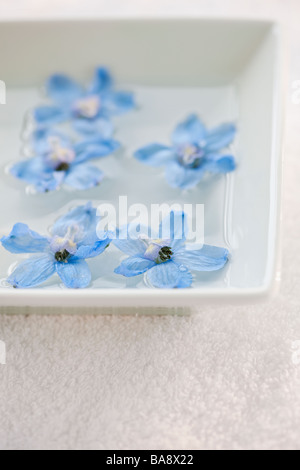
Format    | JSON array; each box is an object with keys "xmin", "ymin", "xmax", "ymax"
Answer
[
  {"xmin": 1, "ymin": 203, "xmax": 111, "ymax": 289},
  {"xmin": 134, "ymin": 114, "xmax": 237, "ymax": 190},
  {"xmin": 11, "ymin": 129, "xmax": 120, "ymax": 192},
  {"xmin": 24, "ymin": 127, "xmax": 72, "ymax": 156},
  {"xmin": 113, "ymin": 211, "xmax": 229, "ymax": 288},
  {"xmin": 33, "ymin": 67, "xmax": 135, "ymax": 135}
]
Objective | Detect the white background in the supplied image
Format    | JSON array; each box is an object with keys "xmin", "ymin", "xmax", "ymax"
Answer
[{"xmin": 0, "ymin": 0, "xmax": 300, "ymax": 450}]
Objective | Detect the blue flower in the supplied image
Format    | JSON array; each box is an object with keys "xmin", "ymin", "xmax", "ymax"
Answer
[
  {"xmin": 113, "ymin": 212, "xmax": 229, "ymax": 288},
  {"xmin": 1, "ymin": 203, "xmax": 111, "ymax": 289},
  {"xmin": 134, "ymin": 114, "xmax": 237, "ymax": 189},
  {"xmin": 33, "ymin": 67, "xmax": 135, "ymax": 135},
  {"xmin": 11, "ymin": 130, "xmax": 120, "ymax": 192}
]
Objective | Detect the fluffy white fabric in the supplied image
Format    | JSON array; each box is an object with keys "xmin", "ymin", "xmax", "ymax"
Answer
[{"xmin": 0, "ymin": 0, "xmax": 300, "ymax": 451}]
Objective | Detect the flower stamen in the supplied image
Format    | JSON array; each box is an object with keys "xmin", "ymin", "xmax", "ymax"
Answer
[
  {"xmin": 47, "ymin": 142, "xmax": 76, "ymax": 172},
  {"xmin": 73, "ymin": 95, "xmax": 101, "ymax": 119},
  {"xmin": 55, "ymin": 249, "xmax": 70, "ymax": 263},
  {"xmin": 179, "ymin": 144, "xmax": 205, "ymax": 168},
  {"xmin": 50, "ymin": 225, "xmax": 79, "ymax": 260},
  {"xmin": 56, "ymin": 162, "xmax": 70, "ymax": 172},
  {"xmin": 144, "ymin": 240, "xmax": 173, "ymax": 264},
  {"xmin": 158, "ymin": 246, "xmax": 173, "ymax": 262}
]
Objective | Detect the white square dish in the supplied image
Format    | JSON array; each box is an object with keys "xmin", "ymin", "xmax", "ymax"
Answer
[{"xmin": 0, "ymin": 18, "xmax": 284, "ymax": 309}]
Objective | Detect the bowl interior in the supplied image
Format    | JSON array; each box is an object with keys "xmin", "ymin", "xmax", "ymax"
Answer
[{"xmin": 0, "ymin": 19, "xmax": 282, "ymax": 304}]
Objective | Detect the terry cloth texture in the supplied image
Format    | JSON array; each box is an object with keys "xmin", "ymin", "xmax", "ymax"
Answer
[{"xmin": 0, "ymin": 0, "xmax": 300, "ymax": 451}]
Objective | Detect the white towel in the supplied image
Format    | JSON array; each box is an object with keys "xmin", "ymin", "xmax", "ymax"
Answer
[{"xmin": 0, "ymin": 0, "xmax": 300, "ymax": 451}]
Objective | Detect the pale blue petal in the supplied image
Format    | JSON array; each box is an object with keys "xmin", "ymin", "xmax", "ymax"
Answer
[
  {"xmin": 115, "ymin": 256, "xmax": 155, "ymax": 277},
  {"xmin": 205, "ymin": 123, "xmax": 236, "ymax": 151},
  {"xmin": 176, "ymin": 267, "xmax": 193, "ymax": 288},
  {"xmin": 1, "ymin": 223, "xmax": 49, "ymax": 254},
  {"xmin": 165, "ymin": 161, "xmax": 204, "ymax": 189},
  {"xmin": 64, "ymin": 164, "xmax": 104, "ymax": 190},
  {"xmin": 134, "ymin": 144, "xmax": 175, "ymax": 167},
  {"xmin": 78, "ymin": 226, "xmax": 109, "ymax": 250},
  {"xmin": 88, "ymin": 67, "xmax": 113, "ymax": 93},
  {"xmin": 10, "ymin": 157, "xmax": 50, "ymax": 185},
  {"xmin": 72, "ymin": 117, "xmax": 114, "ymax": 137},
  {"xmin": 11, "ymin": 156, "xmax": 65, "ymax": 192},
  {"xmin": 31, "ymin": 128, "xmax": 71, "ymax": 155},
  {"xmin": 159, "ymin": 211, "xmax": 187, "ymax": 248},
  {"xmin": 75, "ymin": 138, "xmax": 120, "ymax": 163},
  {"xmin": 113, "ymin": 239, "xmax": 145, "ymax": 257},
  {"xmin": 102, "ymin": 91, "xmax": 135, "ymax": 115},
  {"xmin": 46, "ymin": 74, "xmax": 82, "ymax": 104},
  {"xmin": 173, "ymin": 245, "xmax": 229, "ymax": 271},
  {"xmin": 113, "ymin": 227, "xmax": 148, "ymax": 257},
  {"xmin": 51, "ymin": 203, "xmax": 98, "ymax": 240},
  {"xmin": 204, "ymin": 154, "xmax": 236, "ymax": 174},
  {"xmin": 56, "ymin": 258, "xmax": 91, "ymax": 288},
  {"xmin": 146, "ymin": 261, "xmax": 181, "ymax": 288},
  {"xmin": 74, "ymin": 238, "xmax": 111, "ymax": 260},
  {"xmin": 171, "ymin": 114, "xmax": 206, "ymax": 146},
  {"xmin": 35, "ymin": 172, "xmax": 65, "ymax": 193},
  {"xmin": 7, "ymin": 254, "xmax": 55, "ymax": 288},
  {"xmin": 34, "ymin": 106, "xmax": 69, "ymax": 126}
]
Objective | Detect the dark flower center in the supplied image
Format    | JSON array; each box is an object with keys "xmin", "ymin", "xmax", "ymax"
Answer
[
  {"xmin": 56, "ymin": 162, "xmax": 70, "ymax": 172},
  {"xmin": 55, "ymin": 249, "xmax": 70, "ymax": 262},
  {"xmin": 158, "ymin": 246, "xmax": 173, "ymax": 262}
]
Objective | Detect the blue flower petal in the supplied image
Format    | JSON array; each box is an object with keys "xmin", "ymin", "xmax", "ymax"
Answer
[
  {"xmin": 74, "ymin": 138, "xmax": 120, "ymax": 164},
  {"xmin": 176, "ymin": 267, "xmax": 193, "ymax": 288},
  {"xmin": 74, "ymin": 238, "xmax": 111, "ymax": 260},
  {"xmin": 64, "ymin": 164, "xmax": 104, "ymax": 190},
  {"xmin": 113, "ymin": 227, "xmax": 148, "ymax": 257},
  {"xmin": 11, "ymin": 157, "xmax": 65, "ymax": 193},
  {"xmin": 115, "ymin": 256, "xmax": 155, "ymax": 277},
  {"xmin": 102, "ymin": 91, "xmax": 135, "ymax": 115},
  {"xmin": 46, "ymin": 74, "xmax": 83, "ymax": 104},
  {"xmin": 34, "ymin": 106, "xmax": 69, "ymax": 126},
  {"xmin": 204, "ymin": 154, "xmax": 236, "ymax": 174},
  {"xmin": 35, "ymin": 172, "xmax": 65, "ymax": 193},
  {"xmin": 88, "ymin": 67, "xmax": 113, "ymax": 93},
  {"xmin": 159, "ymin": 211, "xmax": 187, "ymax": 248},
  {"xmin": 51, "ymin": 203, "xmax": 99, "ymax": 241},
  {"xmin": 72, "ymin": 117, "xmax": 114, "ymax": 137},
  {"xmin": 134, "ymin": 144, "xmax": 175, "ymax": 167},
  {"xmin": 1, "ymin": 223, "xmax": 49, "ymax": 254},
  {"xmin": 173, "ymin": 245, "xmax": 229, "ymax": 271},
  {"xmin": 205, "ymin": 123, "xmax": 236, "ymax": 151},
  {"xmin": 30, "ymin": 128, "xmax": 71, "ymax": 155},
  {"xmin": 7, "ymin": 254, "xmax": 55, "ymax": 288},
  {"xmin": 56, "ymin": 258, "xmax": 91, "ymax": 288},
  {"xmin": 113, "ymin": 239, "xmax": 145, "ymax": 257},
  {"xmin": 171, "ymin": 114, "xmax": 206, "ymax": 146},
  {"xmin": 10, "ymin": 156, "xmax": 49, "ymax": 184},
  {"xmin": 145, "ymin": 261, "xmax": 181, "ymax": 288},
  {"xmin": 78, "ymin": 226, "xmax": 109, "ymax": 250},
  {"xmin": 165, "ymin": 161, "xmax": 205, "ymax": 189}
]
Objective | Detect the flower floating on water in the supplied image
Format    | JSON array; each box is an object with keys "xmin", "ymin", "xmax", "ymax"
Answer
[
  {"xmin": 1, "ymin": 203, "xmax": 111, "ymax": 289},
  {"xmin": 134, "ymin": 114, "xmax": 237, "ymax": 189},
  {"xmin": 25, "ymin": 128, "xmax": 73, "ymax": 156},
  {"xmin": 33, "ymin": 67, "xmax": 135, "ymax": 135},
  {"xmin": 11, "ymin": 130, "xmax": 120, "ymax": 192},
  {"xmin": 113, "ymin": 211, "xmax": 229, "ymax": 288}
]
